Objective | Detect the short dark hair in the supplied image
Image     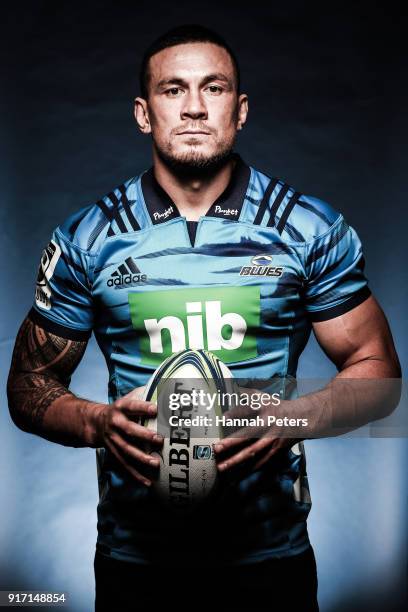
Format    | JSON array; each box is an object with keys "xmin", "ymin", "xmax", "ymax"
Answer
[{"xmin": 139, "ymin": 24, "xmax": 241, "ymax": 99}]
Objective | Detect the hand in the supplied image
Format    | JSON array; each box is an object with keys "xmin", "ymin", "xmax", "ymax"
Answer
[
  {"xmin": 213, "ymin": 386, "xmax": 300, "ymax": 475},
  {"xmin": 214, "ymin": 435, "xmax": 298, "ymax": 474},
  {"xmin": 97, "ymin": 385, "xmax": 163, "ymax": 487}
]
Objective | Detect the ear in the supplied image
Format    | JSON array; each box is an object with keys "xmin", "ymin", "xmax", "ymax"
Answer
[
  {"xmin": 236, "ymin": 93, "xmax": 249, "ymax": 131},
  {"xmin": 134, "ymin": 97, "xmax": 152, "ymax": 134}
]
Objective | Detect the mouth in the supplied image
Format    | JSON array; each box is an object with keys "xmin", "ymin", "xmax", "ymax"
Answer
[{"xmin": 177, "ymin": 131, "xmax": 211, "ymax": 135}]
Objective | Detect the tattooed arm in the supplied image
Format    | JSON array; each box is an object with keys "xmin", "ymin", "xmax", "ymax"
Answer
[
  {"xmin": 6, "ymin": 316, "xmax": 105, "ymax": 448},
  {"xmin": 7, "ymin": 316, "xmax": 163, "ymax": 484}
]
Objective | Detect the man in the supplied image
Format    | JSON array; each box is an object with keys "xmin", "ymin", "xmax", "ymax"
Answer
[{"xmin": 7, "ymin": 23, "xmax": 401, "ymax": 612}]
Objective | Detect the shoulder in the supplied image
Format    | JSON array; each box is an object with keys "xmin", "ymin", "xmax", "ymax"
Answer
[
  {"xmin": 249, "ymin": 165, "xmax": 344, "ymax": 243},
  {"xmin": 287, "ymin": 192, "xmax": 345, "ymax": 243},
  {"xmin": 56, "ymin": 174, "xmax": 145, "ymax": 253}
]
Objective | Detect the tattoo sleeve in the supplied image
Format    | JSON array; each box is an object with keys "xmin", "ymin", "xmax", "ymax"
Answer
[{"xmin": 6, "ymin": 316, "xmax": 101, "ymax": 446}]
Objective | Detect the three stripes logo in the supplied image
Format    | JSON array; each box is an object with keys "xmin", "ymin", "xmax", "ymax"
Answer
[
  {"xmin": 96, "ymin": 185, "xmax": 140, "ymax": 240},
  {"xmin": 107, "ymin": 257, "xmax": 147, "ymax": 287}
]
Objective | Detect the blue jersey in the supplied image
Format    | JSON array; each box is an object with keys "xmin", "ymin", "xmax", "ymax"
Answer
[{"xmin": 29, "ymin": 152, "xmax": 371, "ymax": 565}]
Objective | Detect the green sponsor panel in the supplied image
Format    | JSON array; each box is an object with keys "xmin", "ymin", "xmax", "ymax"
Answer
[{"xmin": 128, "ymin": 285, "xmax": 260, "ymax": 365}]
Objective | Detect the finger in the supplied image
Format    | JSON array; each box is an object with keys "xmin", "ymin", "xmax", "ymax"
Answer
[
  {"xmin": 214, "ymin": 436, "xmax": 251, "ymax": 455},
  {"xmin": 220, "ymin": 407, "xmax": 272, "ymax": 441},
  {"xmin": 215, "ymin": 409, "xmax": 274, "ymax": 453},
  {"xmin": 245, "ymin": 437, "xmax": 296, "ymax": 471},
  {"xmin": 104, "ymin": 437, "xmax": 152, "ymax": 487},
  {"xmin": 115, "ymin": 396, "xmax": 157, "ymax": 416},
  {"xmin": 217, "ymin": 437, "xmax": 273, "ymax": 472},
  {"xmin": 109, "ymin": 431, "xmax": 161, "ymax": 469},
  {"xmin": 121, "ymin": 385, "xmax": 147, "ymax": 401},
  {"xmin": 214, "ymin": 427, "xmax": 266, "ymax": 453},
  {"xmin": 252, "ymin": 444, "xmax": 280, "ymax": 471},
  {"xmin": 114, "ymin": 416, "xmax": 164, "ymax": 446}
]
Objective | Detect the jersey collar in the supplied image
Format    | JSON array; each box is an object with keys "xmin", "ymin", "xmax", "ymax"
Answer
[{"xmin": 140, "ymin": 152, "xmax": 251, "ymax": 225}]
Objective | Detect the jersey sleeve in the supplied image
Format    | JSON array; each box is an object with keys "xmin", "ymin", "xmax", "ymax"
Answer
[
  {"xmin": 28, "ymin": 227, "xmax": 94, "ymax": 340},
  {"xmin": 303, "ymin": 214, "xmax": 371, "ymax": 321}
]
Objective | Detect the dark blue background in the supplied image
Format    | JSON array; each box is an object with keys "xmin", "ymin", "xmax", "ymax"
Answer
[{"xmin": 1, "ymin": 2, "xmax": 406, "ymax": 610}]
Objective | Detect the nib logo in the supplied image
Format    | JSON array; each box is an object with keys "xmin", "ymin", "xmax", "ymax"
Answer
[
  {"xmin": 107, "ymin": 257, "xmax": 147, "ymax": 287},
  {"xmin": 128, "ymin": 286, "xmax": 260, "ymax": 365}
]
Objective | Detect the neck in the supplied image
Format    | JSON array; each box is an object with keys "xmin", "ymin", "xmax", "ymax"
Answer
[{"xmin": 151, "ymin": 150, "xmax": 236, "ymax": 222}]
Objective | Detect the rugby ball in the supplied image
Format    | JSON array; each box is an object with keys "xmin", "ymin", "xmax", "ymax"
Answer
[{"xmin": 140, "ymin": 349, "xmax": 234, "ymax": 512}]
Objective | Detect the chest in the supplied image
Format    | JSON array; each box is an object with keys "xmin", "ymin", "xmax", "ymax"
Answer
[{"xmin": 92, "ymin": 219, "xmax": 306, "ymax": 363}]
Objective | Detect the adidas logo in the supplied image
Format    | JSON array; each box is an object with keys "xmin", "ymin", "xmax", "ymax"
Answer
[{"xmin": 107, "ymin": 257, "xmax": 147, "ymax": 287}]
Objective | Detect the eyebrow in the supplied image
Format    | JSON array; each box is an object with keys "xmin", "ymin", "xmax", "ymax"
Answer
[{"xmin": 156, "ymin": 73, "xmax": 232, "ymax": 90}]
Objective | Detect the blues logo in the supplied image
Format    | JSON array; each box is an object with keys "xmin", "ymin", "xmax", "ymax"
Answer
[{"xmin": 239, "ymin": 253, "xmax": 284, "ymax": 277}]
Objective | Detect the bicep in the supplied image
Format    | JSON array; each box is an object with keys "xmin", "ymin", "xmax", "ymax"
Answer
[
  {"xmin": 8, "ymin": 314, "xmax": 88, "ymax": 385},
  {"xmin": 311, "ymin": 295, "xmax": 401, "ymax": 376}
]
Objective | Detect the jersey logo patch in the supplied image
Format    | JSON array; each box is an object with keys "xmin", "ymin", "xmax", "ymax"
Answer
[
  {"xmin": 128, "ymin": 286, "xmax": 260, "ymax": 365},
  {"xmin": 239, "ymin": 254, "xmax": 284, "ymax": 277},
  {"xmin": 107, "ymin": 257, "xmax": 147, "ymax": 287},
  {"xmin": 35, "ymin": 240, "xmax": 61, "ymax": 310},
  {"xmin": 213, "ymin": 205, "xmax": 238, "ymax": 216},
  {"xmin": 153, "ymin": 205, "xmax": 174, "ymax": 222}
]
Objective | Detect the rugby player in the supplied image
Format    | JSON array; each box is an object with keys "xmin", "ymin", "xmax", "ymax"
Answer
[{"xmin": 7, "ymin": 24, "xmax": 401, "ymax": 612}]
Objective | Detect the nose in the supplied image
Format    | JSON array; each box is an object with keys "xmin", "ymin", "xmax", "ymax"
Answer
[{"xmin": 180, "ymin": 90, "xmax": 208, "ymax": 121}]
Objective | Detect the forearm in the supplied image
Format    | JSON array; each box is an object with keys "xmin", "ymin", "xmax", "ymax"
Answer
[
  {"xmin": 280, "ymin": 357, "xmax": 402, "ymax": 439},
  {"xmin": 6, "ymin": 316, "xmax": 107, "ymax": 448},
  {"xmin": 7, "ymin": 372, "xmax": 106, "ymax": 448}
]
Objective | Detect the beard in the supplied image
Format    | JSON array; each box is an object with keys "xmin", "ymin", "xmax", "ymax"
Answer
[{"xmin": 153, "ymin": 135, "xmax": 236, "ymax": 180}]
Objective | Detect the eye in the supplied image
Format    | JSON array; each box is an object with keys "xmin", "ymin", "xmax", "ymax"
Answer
[
  {"xmin": 165, "ymin": 87, "xmax": 183, "ymax": 97},
  {"xmin": 206, "ymin": 85, "xmax": 223, "ymax": 94}
]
